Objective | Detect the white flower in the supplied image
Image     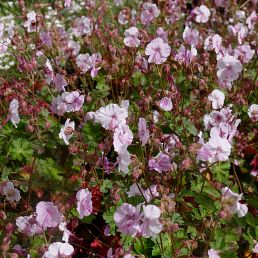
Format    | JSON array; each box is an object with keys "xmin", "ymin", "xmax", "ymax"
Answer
[
  {"xmin": 193, "ymin": 5, "xmax": 210, "ymax": 23},
  {"xmin": 94, "ymin": 103, "xmax": 128, "ymax": 131},
  {"xmin": 113, "ymin": 123, "xmax": 133, "ymax": 154},
  {"xmin": 248, "ymin": 104, "xmax": 258, "ymax": 122},
  {"xmin": 217, "ymin": 54, "xmax": 243, "ymax": 83},
  {"xmin": 222, "ymin": 187, "xmax": 248, "ymax": 218},
  {"xmin": 3, "ymin": 182, "xmax": 21, "ymax": 203},
  {"xmin": 43, "ymin": 242, "xmax": 74, "ymax": 258},
  {"xmin": 117, "ymin": 150, "xmax": 131, "ymax": 174},
  {"xmin": 124, "ymin": 27, "xmax": 140, "ymax": 48},
  {"xmin": 145, "ymin": 38, "xmax": 171, "ymax": 64},
  {"xmin": 159, "ymin": 97, "xmax": 173, "ymax": 111},
  {"xmin": 8, "ymin": 99, "xmax": 20, "ymax": 128},
  {"xmin": 24, "ymin": 11, "xmax": 37, "ymax": 33},
  {"xmin": 59, "ymin": 119, "xmax": 75, "ymax": 145},
  {"xmin": 208, "ymin": 89, "xmax": 225, "ymax": 109}
]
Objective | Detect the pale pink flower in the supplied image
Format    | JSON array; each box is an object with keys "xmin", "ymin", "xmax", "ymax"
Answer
[
  {"xmin": 117, "ymin": 150, "xmax": 131, "ymax": 174},
  {"xmin": 53, "ymin": 73, "xmax": 67, "ymax": 92},
  {"xmin": 145, "ymin": 38, "xmax": 171, "ymax": 64},
  {"xmin": 76, "ymin": 53, "xmax": 93, "ymax": 73},
  {"xmin": 144, "ymin": 185, "xmax": 159, "ymax": 202},
  {"xmin": 118, "ymin": 10, "xmax": 129, "ymax": 25},
  {"xmin": 36, "ymin": 201, "xmax": 61, "ymax": 229},
  {"xmin": 61, "ymin": 91, "xmax": 85, "ymax": 112},
  {"xmin": 8, "ymin": 99, "xmax": 20, "ymax": 128},
  {"xmin": 208, "ymin": 249, "xmax": 220, "ymax": 258},
  {"xmin": 141, "ymin": 205, "xmax": 163, "ymax": 237},
  {"xmin": 153, "ymin": 110, "xmax": 159, "ymax": 123},
  {"xmin": 221, "ymin": 187, "xmax": 248, "ymax": 217},
  {"xmin": 246, "ymin": 11, "xmax": 257, "ymax": 31},
  {"xmin": 140, "ymin": 2, "xmax": 160, "ymax": 25},
  {"xmin": 217, "ymin": 55, "xmax": 243, "ymax": 83},
  {"xmin": 94, "ymin": 103, "xmax": 128, "ymax": 131},
  {"xmin": 148, "ymin": 152, "xmax": 171, "ymax": 173},
  {"xmin": 127, "ymin": 183, "xmax": 143, "ymax": 198},
  {"xmin": 114, "ymin": 203, "xmax": 142, "ymax": 236},
  {"xmin": 113, "ymin": 123, "xmax": 133, "ymax": 154},
  {"xmin": 193, "ymin": 5, "xmax": 211, "ymax": 23},
  {"xmin": 234, "ymin": 44, "xmax": 255, "ymax": 63},
  {"xmin": 0, "ymin": 22, "xmax": 4, "ymax": 39},
  {"xmin": 59, "ymin": 220, "xmax": 72, "ymax": 243},
  {"xmin": 248, "ymin": 104, "xmax": 258, "ymax": 122},
  {"xmin": 64, "ymin": 0, "xmax": 72, "ymax": 8},
  {"xmin": 3, "ymin": 182, "xmax": 21, "ymax": 203},
  {"xmin": 183, "ymin": 26, "xmax": 199, "ymax": 46},
  {"xmin": 40, "ymin": 31, "xmax": 52, "ymax": 48},
  {"xmin": 76, "ymin": 188, "xmax": 93, "ymax": 219},
  {"xmin": 45, "ymin": 59, "xmax": 54, "ymax": 85},
  {"xmin": 156, "ymin": 27, "xmax": 168, "ymax": 42},
  {"xmin": 135, "ymin": 53, "xmax": 148, "ymax": 72},
  {"xmin": 16, "ymin": 214, "xmax": 43, "ymax": 236},
  {"xmin": 138, "ymin": 118, "xmax": 149, "ymax": 146},
  {"xmin": 67, "ymin": 40, "xmax": 80, "ymax": 56},
  {"xmin": 43, "ymin": 242, "xmax": 74, "ymax": 258},
  {"xmin": 208, "ymin": 89, "xmax": 225, "ymax": 109},
  {"xmin": 159, "ymin": 97, "xmax": 173, "ymax": 111},
  {"xmin": 228, "ymin": 22, "xmax": 248, "ymax": 44},
  {"xmin": 24, "ymin": 11, "xmax": 37, "ymax": 33},
  {"xmin": 124, "ymin": 27, "xmax": 140, "ymax": 48},
  {"xmin": 253, "ymin": 242, "xmax": 258, "ymax": 254},
  {"xmin": 175, "ymin": 45, "xmax": 197, "ymax": 65},
  {"xmin": 214, "ymin": 0, "xmax": 229, "ymax": 8},
  {"xmin": 73, "ymin": 16, "xmax": 92, "ymax": 36},
  {"xmin": 59, "ymin": 119, "xmax": 75, "ymax": 145},
  {"xmin": 204, "ymin": 34, "xmax": 222, "ymax": 54}
]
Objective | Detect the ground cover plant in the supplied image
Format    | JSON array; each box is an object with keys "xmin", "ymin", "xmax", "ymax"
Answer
[{"xmin": 0, "ymin": 0, "xmax": 257, "ymax": 257}]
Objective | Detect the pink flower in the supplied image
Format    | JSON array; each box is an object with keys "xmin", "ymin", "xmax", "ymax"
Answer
[
  {"xmin": 208, "ymin": 249, "xmax": 220, "ymax": 258},
  {"xmin": 145, "ymin": 38, "xmax": 171, "ymax": 64},
  {"xmin": 72, "ymin": 16, "xmax": 92, "ymax": 36},
  {"xmin": 64, "ymin": 0, "xmax": 72, "ymax": 8},
  {"xmin": 156, "ymin": 27, "xmax": 168, "ymax": 42},
  {"xmin": 234, "ymin": 44, "xmax": 255, "ymax": 63},
  {"xmin": 16, "ymin": 214, "xmax": 43, "ymax": 236},
  {"xmin": 217, "ymin": 55, "xmax": 243, "ymax": 83},
  {"xmin": 246, "ymin": 11, "xmax": 257, "ymax": 30},
  {"xmin": 36, "ymin": 201, "xmax": 61, "ymax": 229},
  {"xmin": 59, "ymin": 119, "xmax": 75, "ymax": 145},
  {"xmin": 45, "ymin": 59, "xmax": 54, "ymax": 85},
  {"xmin": 208, "ymin": 89, "xmax": 225, "ymax": 109},
  {"xmin": 94, "ymin": 103, "xmax": 128, "ymax": 131},
  {"xmin": 204, "ymin": 34, "xmax": 222, "ymax": 54},
  {"xmin": 175, "ymin": 45, "xmax": 197, "ymax": 65},
  {"xmin": 113, "ymin": 123, "xmax": 133, "ymax": 154},
  {"xmin": 43, "ymin": 242, "xmax": 74, "ymax": 258},
  {"xmin": 248, "ymin": 104, "xmax": 258, "ymax": 122},
  {"xmin": 76, "ymin": 188, "xmax": 93, "ymax": 219},
  {"xmin": 141, "ymin": 205, "xmax": 163, "ymax": 237},
  {"xmin": 124, "ymin": 27, "xmax": 140, "ymax": 48},
  {"xmin": 148, "ymin": 152, "xmax": 171, "ymax": 173},
  {"xmin": 117, "ymin": 150, "xmax": 131, "ymax": 174},
  {"xmin": 114, "ymin": 203, "xmax": 142, "ymax": 236},
  {"xmin": 24, "ymin": 11, "xmax": 37, "ymax": 32},
  {"xmin": 253, "ymin": 242, "xmax": 258, "ymax": 254},
  {"xmin": 140, "ymin": 2, "xmax": 160, "ymax": 25},
  {"xmin": 3, "ymin": 182, "xmax": 21, "ymax": 203},
  {"xmin": 193, "ymin": 5, "xmax": 211, "ymax": 23},
  {"xmin": 183, "ymin": 26, "xmax": 199, "ymax": 46},
  {"xmin": 221, "ymin": 187, "xmax": 248, "ymax": 218},
  {"xmin": 53, "ymin": 73, "xmax": 67, "ymax": 92},
  {"xmin": 8, "ymin": 99, "xmax": 20, "ymax": 128},
  {"xmin": 127, "ymin": 183, "xmax": 159, "ymax": 202},
  {"xmin": 138, "ymin": 118, "xmax": 149, "ymax": 146},
  {"xmin": 76, "ymin": 53, "xmax": 93, "ymax": 73},
  {"xmin": 228, "ymin": 22, "xmax": 247, "ymax": 44},
  {"xmin": 40, "ymin": 31, "xmax": 52, "ymax": 48},
  {"xmin": 159, "ymin": 97, "xmax": 173, "ymax": 111}
]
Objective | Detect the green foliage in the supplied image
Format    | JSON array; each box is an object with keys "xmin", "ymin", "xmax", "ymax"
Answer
[
  {"xmin": 100, "ymin": 179, "xmax": 113, "ymax": 193},
  {"xmin": 103, "ymin": 206, "xmax": 116, "ymax": 235},
  {"xmin": 210, "ymin": 162, "xmax": 230, "ymax": 183},
  {"xmin": 9, "ymin": 138, "xmax": 33, "ymax": 161}
]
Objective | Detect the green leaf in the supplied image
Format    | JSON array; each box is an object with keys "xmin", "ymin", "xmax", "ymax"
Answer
[
  {"xmin": 182, "ymin": 117, "xmax": 198, "ymax": 136},
  {"xmin": 9, "ymin": 138, "xmax": 33, "ymax": 161},
  {"xmin": 210, "ymin": 162, "xmax": 230, "ymax": 182},
  {"xmin": 36, "ymin": 158, "xmax": 63, "ymax": 181},
  {"xmin": 100, "ymin": 179, "xmax": 113, "ymax": 193},
  {"xmin": 103, "ymin": 206, "xmax": 116, "ymax": 235}
]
